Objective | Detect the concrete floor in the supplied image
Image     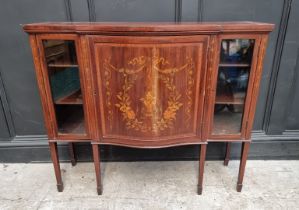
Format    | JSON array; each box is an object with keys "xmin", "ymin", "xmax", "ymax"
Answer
[{"xmin": 0, "ymin": 161, "xmax": 298, "ymax": 210}]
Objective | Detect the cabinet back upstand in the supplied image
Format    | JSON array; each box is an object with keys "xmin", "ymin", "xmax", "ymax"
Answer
[{"xmin": 23, "ymin": 22, "xmax": 274, "ymax": 195}]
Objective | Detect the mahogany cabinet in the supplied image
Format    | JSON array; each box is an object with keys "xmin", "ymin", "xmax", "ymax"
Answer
[{"xmin": 23, "ymin": 22, "xmax": 274, "ymax": 195}]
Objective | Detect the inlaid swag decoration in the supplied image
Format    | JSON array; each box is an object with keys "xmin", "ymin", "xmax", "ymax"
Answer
[{"xmin": 103, "ymin": 49, "xmax": 195, "ymax": 134}]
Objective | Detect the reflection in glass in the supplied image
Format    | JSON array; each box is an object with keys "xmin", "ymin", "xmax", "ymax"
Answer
[
  {"xmin": 43, "ymin": 40, "xmax": 86, "ymax": 134},
  {"xmin": 213, "ymin": 39, "xmax": 254, "ymax": 135}
]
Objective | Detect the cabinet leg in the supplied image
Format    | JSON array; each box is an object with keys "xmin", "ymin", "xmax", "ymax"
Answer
[
  {"xmin": 198, "ymin": 144, "xmax": 207, "ymax": 195},
  {"xmin": 92, "ymin": 144, "xmax": 102, "ymax": 195},
  {"xmin": 49, "ymin": 142, "xmax": 63, "ymax": 192},
  {"xmin": 68, "ymin": 143, "xmax": 77, "ymax": 166},
  {"xmin": 236, "ymin": 142, "xmax": 250, "ymax": 192},
  {"xmin": 224, "ymin": 142, "xmax": 231, "ymax": 166}
]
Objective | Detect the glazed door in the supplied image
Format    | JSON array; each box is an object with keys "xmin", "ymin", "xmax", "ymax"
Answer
[
  {"xmin": 207, "ymin": 35, "xmax": 261, "ymax": 140},
  {"xmin": 90, "ymin": 35, "xmax": 209, "ymax": 147},
  {"xmin": 36, "ymin": 34, "xmax": 90, "ymax": 140}
]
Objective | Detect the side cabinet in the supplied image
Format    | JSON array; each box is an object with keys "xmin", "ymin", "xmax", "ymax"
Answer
[
  {"xmin": 203, "ymin": 33, "xmax": 269, "ymax": 192},
  {"xmin": 204, "ymin": 34, "xmax": 268, "ymax": 141},
  {"xmin": 31, "ymin": 34, "xmax": 96, "ymax": 141},
  {"xmin": 24, "ymin": 22, "xmax": 274, "ymax": 195}
]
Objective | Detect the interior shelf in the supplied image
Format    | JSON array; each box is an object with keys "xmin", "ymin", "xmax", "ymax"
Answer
[
  {"xmin": 48, "ymin": 62, "xmax": 78, "ymax": 68},
  {"xmin": 55, "ymin": 89, "xmax": 82, "ymax": 105},
  {"xmin": 215, "ymin": 94, "xmax": 244, "ymax": 105},
  {"xmin": 44, "ymin": 40, "xmax": 65, "ymax": 48},
  {"xmin": 219, "ymin": 63, "xmax": 250, "ymax": 67},
  {"xmin": 213, "ymin": 110, "xmax": 242, "ymax": 135},
  {"xmin": 57, "ymin": 107, "xmax": 85, "ymax": 134}
]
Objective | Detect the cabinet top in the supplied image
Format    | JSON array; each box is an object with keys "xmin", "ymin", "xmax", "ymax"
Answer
[{"xmin": 23, "ymin": 21, "xmax": 274, "ymax": 34}]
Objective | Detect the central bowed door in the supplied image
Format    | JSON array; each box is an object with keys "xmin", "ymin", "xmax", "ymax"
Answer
[{"xmin": 89, "ymin": 35, "xmax": 209, "ymax": 147}]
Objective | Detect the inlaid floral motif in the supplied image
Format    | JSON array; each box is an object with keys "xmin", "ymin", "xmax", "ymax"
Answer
[{"xmin": 104, "ymin": 49, "xmax": 194, "ymax": 133}]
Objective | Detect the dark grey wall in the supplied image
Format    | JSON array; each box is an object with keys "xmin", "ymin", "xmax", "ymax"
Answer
[
  {"xmin": 0, "ymin": 0, "xmax": 298, "ymax": 162},
  {"xmin": 267, "ymin": 0, "xmax": 299, "ymax": 134},
  {"xmin": 0, "ymin": 103, "xmax": 10, "ymax": 140}
]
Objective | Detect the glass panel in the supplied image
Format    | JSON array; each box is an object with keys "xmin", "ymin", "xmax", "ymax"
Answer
[
  {"xmin": 213, "ymin": 39, "xmax": 255, "ymax": 135},
  {"xmin": 43, "ymin": 40, "xmax": 86, "ymax": 134}
]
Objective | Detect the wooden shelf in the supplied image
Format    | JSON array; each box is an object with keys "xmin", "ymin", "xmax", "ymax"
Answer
[
  {"xmin": 48, "ymin": 62, "xmax": 78, "ymax": 68},
  {"xmin": 44, "ymin": 40, "xmax": 65, "ymax": 48},
  {"xmin": 57, "ymin": 107, "xmax": 85, "ymax": 134},
  {"xmin": 213, "ymin": 110, "xmax": 242, "ymax": 135},
  {"xmin": 55, "ymin": 89, "xmax": 82, "ymax": 105},
  {"xmin": 215, "ymin": 94, "xmax": 244, "ymax": 105},
  {"xmin": 219, "ymin": 63, "xmax": 250, "ymax": 67}
]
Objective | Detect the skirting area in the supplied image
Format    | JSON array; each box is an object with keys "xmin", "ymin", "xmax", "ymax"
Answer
[
  {"xmin": 1, "ymin": 139, "xmax": 299, "ymax": 162},
  {"xmin": 1, "ymin": 160, "xmax": 298, "ymax": 209}
]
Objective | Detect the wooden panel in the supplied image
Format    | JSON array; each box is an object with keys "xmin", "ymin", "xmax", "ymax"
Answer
[
  {"xmin": 245, "ymin": 35, "xmax": 269, "ymax": 139},
  {"xmin": 90, "ymin": 35, "xmax": 209, "ymax": 146},
  {"xmin": 23, "ymin": 22, "xmax": 274, "ymax": 34}
]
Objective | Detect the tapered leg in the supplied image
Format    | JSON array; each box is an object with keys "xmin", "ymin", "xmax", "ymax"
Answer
[
  {"xmin": 92, "ymin": 144, "xmax": 102, "ymax": 195},
  {"xmin": 198, "ymin": 144, "xmax": 207, "ymax": 195},
  {"xmin": 236, "ymin": 142, "xmax": 250, "ymax": 192},
  {"xmin": 224, "ymin": 142, "xmax": 231, "ymax": 166},
  {"xmin": 68, "ymin": 143, "xmax": 77, "ymax": 166},
  {"xmin": 49, "ymin": 142, "xmax": 63, "ymax": 192}
]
